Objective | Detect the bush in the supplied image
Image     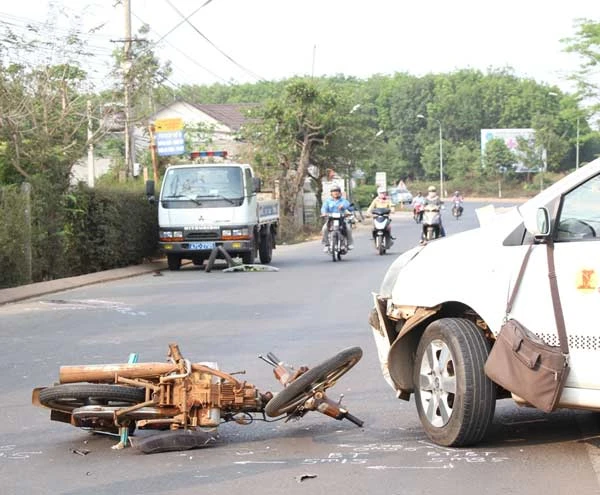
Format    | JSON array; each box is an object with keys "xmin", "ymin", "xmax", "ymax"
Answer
[
  {"xmin": 0, "ymin": 182, "xmax": 158, "ymax": 289},
  {"xmin": 351, "ymin": 184, "xmax": 377, "ymax": 209}
]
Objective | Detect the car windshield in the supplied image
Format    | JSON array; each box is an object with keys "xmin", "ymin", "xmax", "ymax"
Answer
[{"xmin": 162, "ymin": 166, "xmax": 244, "ymax": 200}]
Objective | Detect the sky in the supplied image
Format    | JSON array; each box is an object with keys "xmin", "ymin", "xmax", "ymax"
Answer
[{"xmin": 0, "ymin": 0, "xmax": 598, "ymax": 94}]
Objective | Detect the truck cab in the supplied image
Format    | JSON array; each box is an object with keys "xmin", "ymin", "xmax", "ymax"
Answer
[{"xmin": 148, "ymin": 163, "xmax": 279, "ymax": 270}]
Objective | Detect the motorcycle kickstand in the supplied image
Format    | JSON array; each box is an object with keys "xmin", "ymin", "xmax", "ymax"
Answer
[{"xmin": 111, "ymin": 352, "xmax": 139, "ymax": 450}]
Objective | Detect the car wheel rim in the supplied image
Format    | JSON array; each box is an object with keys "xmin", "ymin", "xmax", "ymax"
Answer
[{"xmin": 418, "ymin": 339, "xmax": 457, "ymax": 427}]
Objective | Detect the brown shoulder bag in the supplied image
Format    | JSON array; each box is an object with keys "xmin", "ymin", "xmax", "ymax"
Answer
[{"xmin": 484, "ymin": 239, "xmax": 569, "ymax": 413}]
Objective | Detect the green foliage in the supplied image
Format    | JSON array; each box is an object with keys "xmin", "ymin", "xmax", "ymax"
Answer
[
  {"xmin": 62, "ymin": 186, "xmax": 158, "ymax": 275},
  {"xmin": 0, "ymin": 185, "xmax": 30, "ymax": 287},
  {"xmin": 0, "ymin": 183, "xmax": 158, "ymax": 289},
  {"xmin": 483, "ymin": 138, "xmax": 517, "ymax": 171},
  {"xmin": 351, "ymin": 184, "xmax": 378, "ymax": 209}
]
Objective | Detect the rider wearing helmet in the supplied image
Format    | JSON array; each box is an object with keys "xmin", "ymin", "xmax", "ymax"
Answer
[
  {"xmin": 422, "ymin": 185, "xmax": 446, "ymax": 240},
  {"xmin": 321, "ymin": 185, "xmax": 354, "ymax": 252},
  {"xmin": 451, "ymin": 190, "xmax": 464, "ymax": 216},
  {"xmin": 366, "ymin": 186, "xmax": 395, "ymax": 245},
  {"xmin": 367, "ymin": 186, "xmax": 394, "ymax": 214}
]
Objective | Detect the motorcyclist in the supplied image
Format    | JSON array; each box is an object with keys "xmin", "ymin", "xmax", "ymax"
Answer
[
  {"xmin": 411, "ymin": 191, "xmax": 425, "ymax": 220},
  {"xmin": 321, "ymin": 185, "xmax": 354, "ymax": 252},
  {"xmin": 422, "ymin": 185, "xmax": 446, "ymax": 240},
  {"xmin": 451, "ymin": 190, "xmax": 464, "ymax": 215},
  {"xmin": 367, "ymin": 187, "xmax": 395, "ymax": 244}
]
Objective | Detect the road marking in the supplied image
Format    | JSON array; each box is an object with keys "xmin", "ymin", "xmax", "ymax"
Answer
[
  {"xmin": 368, "ymin": 464, "xmax": 454, "ymax": 470},
  {"xmin": 234, "ymin": 461, "xmax": 287, "ymax": 465}
]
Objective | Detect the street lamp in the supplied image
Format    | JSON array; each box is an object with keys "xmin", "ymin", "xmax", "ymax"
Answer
[
  {"xmin": 576, "ymin": 115, "xmax": 580, "ymax": 170},
  {"xmin": 417, "ymin": 114, "xmax": 443, "ymax": 198}
]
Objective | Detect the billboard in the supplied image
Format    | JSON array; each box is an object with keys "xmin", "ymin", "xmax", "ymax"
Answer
[{"xmin": 480, "ymin": 128, "xmax": 541, "ymax": 173}]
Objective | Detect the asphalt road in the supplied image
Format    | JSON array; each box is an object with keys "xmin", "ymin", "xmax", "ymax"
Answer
[{"xmin": 1, "ymin": 201, "xmax": 599, "ymax": 495}]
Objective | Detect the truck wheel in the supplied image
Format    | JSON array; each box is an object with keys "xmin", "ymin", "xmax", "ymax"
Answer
[
  {"xmin": 259, "ymin": 231, "xmax": 273, "ymax": 264},
  {"xmin": 413, "ymin": 318, "xmax": 496, "ymax": 447},
  {"xmin": 192, "ymin": 256, "xmax": 206, "ymax": 266},
  {"xmin": 241, "ymin": 250, "xmax": 255, "ymax": 264},
  {"xmin": 167, "ymin": 254, "xmax": 182, "ymax": 271}
]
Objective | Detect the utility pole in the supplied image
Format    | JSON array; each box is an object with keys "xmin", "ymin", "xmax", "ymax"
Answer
[
  {"xmin": 87, "ymin": 100, "xmax": 95, "ymax": 187},
  {"xmin": 123, "ymin": 0, "xmax": 134, "ymax": 179}
]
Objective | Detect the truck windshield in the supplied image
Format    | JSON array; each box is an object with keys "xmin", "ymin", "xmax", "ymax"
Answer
[{"xmin": 162, "ymin": 166, "xmax": 244, "ymax": 206}]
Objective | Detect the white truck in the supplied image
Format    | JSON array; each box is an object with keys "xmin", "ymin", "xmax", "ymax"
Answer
[
  {"xmin": 370, "ymin": 158, "xmax": 600, "ymax": 447},
  {"xmin": 147, "ymin": 163, "xmax": 279, "ymax": 270}
]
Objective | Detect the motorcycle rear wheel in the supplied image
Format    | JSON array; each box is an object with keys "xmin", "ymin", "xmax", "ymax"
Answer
[
  {"xmin": 264, "ymin": 347, "xmax": 363, "ymax": 417},
  {"xmin": 39, "ymin": 383, "xmax": 145, "ymax": 413}
]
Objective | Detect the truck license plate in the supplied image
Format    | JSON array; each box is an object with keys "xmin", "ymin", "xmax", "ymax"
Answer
[{"xmin": 189, "ymin": 242, "xmax": 215, "ymax": 250}]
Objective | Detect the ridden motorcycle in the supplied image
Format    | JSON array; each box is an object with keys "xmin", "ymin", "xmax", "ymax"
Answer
[
  {"xmin": 32, "ymin": 343, "xmax": 363, "ymax": 454},
  {"xmin": 452, "ymin": 200, "xmax": 463, "ymax": 219},
  {"xmin": 326, "ymin": 212, "xmax": 351, "ymax": 262},
  {"xmin": 421, "ymin": 203, "xmax": 442, "ymax": 241},
  {"xmin": 413, "ymin": 202, "xmax": 424, "ymax": 223},
  {"xmin": 371, "ymin": 207, "xmax": 392, "ymax": 255}
]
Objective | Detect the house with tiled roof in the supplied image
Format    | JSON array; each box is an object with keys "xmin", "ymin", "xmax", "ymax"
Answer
[{"xmin": 148, "ymin": 100, "xmax": 255, "ymax": 160}]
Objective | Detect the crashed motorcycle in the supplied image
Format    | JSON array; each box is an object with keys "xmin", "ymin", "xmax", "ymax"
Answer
[
  {"xmin": 371, "ymin": 207, "xmax": 392, "ymax": 255},
  {"xmin": 421, "ymin": 203, "xmax": 442, "ymax": 242},
  {"xmin": 326, "ymin": 212, "xmax": 351, "ymax": 262},
  {"xmin": 452, "ymin": 200, "xmax": 463, "ymax": 219},
  {"xmin": 32, "ymin": 343, "xmax": 363, "ymax": 454}
]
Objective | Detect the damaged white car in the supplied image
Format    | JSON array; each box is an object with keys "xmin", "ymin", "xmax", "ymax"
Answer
[{"xmin": 370, "ymin": 158, "xmax": 600, "ymax": 446}]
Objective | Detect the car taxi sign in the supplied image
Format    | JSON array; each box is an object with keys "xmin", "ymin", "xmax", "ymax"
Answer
[{"xmin": 154, "ymin": 118, "xmax": 184, "ymax": 132}]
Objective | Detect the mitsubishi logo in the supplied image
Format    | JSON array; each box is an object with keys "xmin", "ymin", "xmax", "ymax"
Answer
[{"xmin": 198, "ymin": 216, "xmax": 204, "ymax": 221}]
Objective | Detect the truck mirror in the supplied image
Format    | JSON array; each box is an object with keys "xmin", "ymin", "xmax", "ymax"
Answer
[
  {"xmin": 145, "ymin": 180, "xmax": 156, "ymax": 203},
  {"xmin": 253, "ymin": 177, "xmax": 262, "ymax": 193}
]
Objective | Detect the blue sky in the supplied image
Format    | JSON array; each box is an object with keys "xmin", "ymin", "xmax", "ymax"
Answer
[{"xmin": 0, "ymin": 0, "xmax": 598, "ymax": 93}]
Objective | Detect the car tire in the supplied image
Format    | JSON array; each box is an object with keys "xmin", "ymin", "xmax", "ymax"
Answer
[{"xmin": 413, "ymin": 317, "xmax": 496, "ymax": 446}]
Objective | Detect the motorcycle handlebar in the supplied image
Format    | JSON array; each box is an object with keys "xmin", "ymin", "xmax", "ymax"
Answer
[{"xmin": 343, "ymin": 411, "xmax": 364, "ymax": 427}]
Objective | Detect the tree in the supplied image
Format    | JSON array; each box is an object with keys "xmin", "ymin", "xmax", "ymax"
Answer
[
  {"xmin": 244, "ymin": 79, "xmax": 358, "ymax": 218},
  {"xmin": 561, "ymin": 19, "xmax": 600, "ymax": 113}
]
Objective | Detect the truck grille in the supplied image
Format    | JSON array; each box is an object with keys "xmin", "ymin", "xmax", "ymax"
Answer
[{"xmin": 186, "ymin": 231, "xmax": 220, "ymax": 241}]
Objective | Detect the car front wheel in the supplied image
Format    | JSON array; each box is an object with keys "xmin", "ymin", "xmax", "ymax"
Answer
[{"xmin": 413, "ymin": 317, "xmax": 496, "ymax": 446}]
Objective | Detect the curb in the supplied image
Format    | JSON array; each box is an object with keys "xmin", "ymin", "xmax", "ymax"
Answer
[{"xmin": 0, "ymin": 260, "xmax": 168, "ymax": 306}]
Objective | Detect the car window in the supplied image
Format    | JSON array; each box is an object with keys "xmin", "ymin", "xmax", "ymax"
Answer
[{"xmin": 556, "ymin": 174, "xmax": 600, "ymax": 242}]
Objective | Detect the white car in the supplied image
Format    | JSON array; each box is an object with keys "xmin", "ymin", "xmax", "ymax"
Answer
[
  {"xmin": 370, "ymin": 158, "xmax": 600, "ymax": 446},
  {"xmin": 391, "ymin": 188, "xmax": 413, "ymax": 205}
]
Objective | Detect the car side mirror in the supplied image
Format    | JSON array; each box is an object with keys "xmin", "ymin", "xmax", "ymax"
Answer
[
  {"xmin": 145, "ymin": 180, "xmax": 156, "ymax": 204},
  {"xmin": 252, "ymin": 177, "xmax": 262, "ymax": 193},
  {"xmin": 524, "ymin": 207, "xmax": 551, "ymax": 238}
]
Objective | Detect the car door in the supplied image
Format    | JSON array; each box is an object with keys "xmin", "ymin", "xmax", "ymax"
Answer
[{"xmin": 513, "ymin": 172, "xmax": 600, "ymax": 393}]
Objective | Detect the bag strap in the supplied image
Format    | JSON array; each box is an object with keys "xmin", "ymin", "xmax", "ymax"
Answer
[
  {"xmin": 546, "ymin": 238, "xmax": 569, "ymax": 354},
  {"xmin": 505, "ymin": 243, "xmax": 534, "ymax": 315}
]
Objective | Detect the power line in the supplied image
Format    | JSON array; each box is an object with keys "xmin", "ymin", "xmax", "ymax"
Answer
[
  {"xmin": 130, "ymin": 11, "xmax": 231, "ymax": 85},
  {"xmin": 163, "ymin": 0, "xmax": 265, "ymax": 82}
]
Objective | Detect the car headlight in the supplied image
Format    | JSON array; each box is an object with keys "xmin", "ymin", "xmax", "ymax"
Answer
[{"xmin": 379, "ymin": 246, "xmax": 424, "ymax": 297}]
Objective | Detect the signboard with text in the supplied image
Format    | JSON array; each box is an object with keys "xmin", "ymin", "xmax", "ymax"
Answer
[
  {"xmin": 155, "ymin": 118, "xmax": 183, "ymax": 132},
  {"xmin": 155, "ymin": 130, "xmax": 185, "ymax": 156}
]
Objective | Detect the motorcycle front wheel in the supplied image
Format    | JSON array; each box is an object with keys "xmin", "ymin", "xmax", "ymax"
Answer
[
  {"xmin": 264, "ymin": 347, "xmax": 363, "ymax": 417},
  {"xmin": 376, "ymin": 236, "xmax": 385, "ymax": 255},
  {"xmin": 39, "ymin": 383, "xmax": 145, "ymax": 413},
  {"xmin": 330, "ymin": 231, "xmax": 339, "ymax": 262}
]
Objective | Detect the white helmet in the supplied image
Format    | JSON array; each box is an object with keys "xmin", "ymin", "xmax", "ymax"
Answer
[
  {"xmin": 377, "ymin": 186, "xmax": 386, "ymax": 194},
  {"xmin": 428, "ymin": 185, "xmax": 436, "ymax": 192}
]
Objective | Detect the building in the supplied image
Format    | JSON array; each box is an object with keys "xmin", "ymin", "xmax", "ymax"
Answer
[{"xmin": 149, "ymin": 101, "xmax": 255, "ymax": 160}]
